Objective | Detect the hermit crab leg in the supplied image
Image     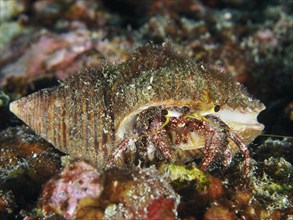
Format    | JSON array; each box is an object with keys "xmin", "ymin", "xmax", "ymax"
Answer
[
  {"xmin": 200, "ymin": 130, "xmax": 222, "ymax": 170},
  {"xmin": 150, "ymin": 133, "xmax": 173, "ymax": 160},
  {"xmin": 106, "ymin": 139, "xmax": 135, "ymax": 168},
  {"xmin": 201, "ymin": 115, "xmax": 249, "ymax": 174},
  {"xmin": 221, "ymin": 140, "xmax": 233, "ymax": 169},
  {"xmin": 149, "ymin": 116, "xmax": 173, "ymax": 160},
  {"xmin": 228, "ymin": 132, "xmax": 250, "ymax": 177}
]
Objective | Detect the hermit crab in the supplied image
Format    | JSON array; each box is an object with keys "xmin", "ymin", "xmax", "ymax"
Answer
[{"xmin": 9, "ymin": 44, "xmax": 265, "ymax": 175}]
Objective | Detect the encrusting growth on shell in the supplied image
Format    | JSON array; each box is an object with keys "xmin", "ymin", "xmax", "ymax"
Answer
[{"xmin": 10, "ymin": 43, "xmax": 265, "ymax": 170}]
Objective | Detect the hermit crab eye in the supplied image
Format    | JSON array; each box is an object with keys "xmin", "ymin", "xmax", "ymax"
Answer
[
  {"xmin": 182, "ymin": 106, "xmax": 190, "ymax": 114},
  {"xmin": 161, "ymin": 109, "xmax": 168, "ymax": 116},
  {"xmin": 214, "ymin": 105, "xmax": 220, "ymax": 112}
]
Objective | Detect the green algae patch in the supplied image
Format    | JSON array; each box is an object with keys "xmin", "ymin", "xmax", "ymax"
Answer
[{"xmin": 160, "ymin": 163, "xmax": 210, "ymax": 191}]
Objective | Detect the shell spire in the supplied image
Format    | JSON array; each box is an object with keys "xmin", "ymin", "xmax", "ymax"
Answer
[
  {"xmin": 10, "ymin": 89, "xmax": 54, "ymax": 137},
  {"xmin": 9, "ymin": 67, "xmax": 116, "ymax": 169}
]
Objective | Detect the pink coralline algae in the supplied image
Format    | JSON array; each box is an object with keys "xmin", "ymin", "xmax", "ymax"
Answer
[
  {"xmin": 40, "ymin": 161, "xmax": 179, "ymax": 219},
  {"xmin": 41, "ymin": 161, "xmax": 104, "ymax": 218}
]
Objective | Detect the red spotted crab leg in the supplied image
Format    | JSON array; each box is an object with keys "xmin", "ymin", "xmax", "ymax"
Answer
[
  {"xmin": 228, "ymin": 131, "xmax": 250, "ymax": 177},
  {"xmin": 106, "ymin": 115, "xmax": 173, "ymax": 167},
  {"xmin": 200, "ymin": 129, "xmax": 224, "ymax": 171},
  {"xmin": 221, "ymin": 140, "xmax": 233, "ymax": 169},
  {"xmin": 148, "ymin": 116, "xmax": 173, "ymax": 160},
  {"xmin": 201, "ymin": 115, "xmax": 250, "ymax": 177},
  {"xmin": 105, "ymin": 139, "xmax": 136, "ymax": 168}
]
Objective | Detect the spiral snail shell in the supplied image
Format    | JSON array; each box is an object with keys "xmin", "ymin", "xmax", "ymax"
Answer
[{"xmin": 10, "ymin": 44, "xmax": 265, "ymax": 169}]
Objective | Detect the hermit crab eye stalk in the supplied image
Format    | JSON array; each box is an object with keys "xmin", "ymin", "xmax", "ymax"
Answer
[
  {"xmin": 214, "ymin": 105, "xmax": 220, "ymax": 112},
  {"xmin": 161, "ymin": 109, "xmax": 182, "ymax": 118},
  {"xmin": 159, "ymin": 109, "xmax": 183, "ymax": 129}
]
